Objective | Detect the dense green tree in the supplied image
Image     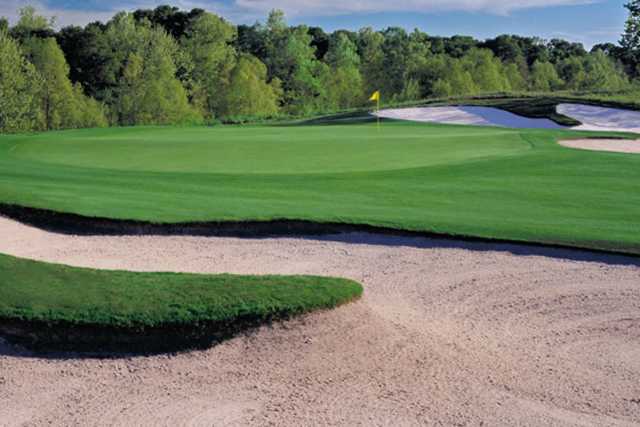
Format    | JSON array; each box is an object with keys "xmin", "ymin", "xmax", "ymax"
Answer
[
  {"xmin": 357, "ymin": 27, "xmax": 386, "ymax": 96},
  {"xmin": 262, "ymin": 11, "xmax": 326, "ymax": 113},
  {"xmin": 481, "ymin": 35, "xmax": 523, "ymax": 63},
  {"xmin": 503, "ymin": 62, "xmax": 527, "ymax": 91},
  {"xmin": 323, "ymin": 33, "xmax": 364, "ymax": 108},
  {"xmin": 462, "ymin": 49, "xmax": 509, "ymax": 93},
  {"xmin": 22, "ymin": 36, "xmax": 106, "ymax": 129},
  {"xmin": 442, "ymin": 35, "xmax": 478, "ymax": 58},
  {"xmin": 378, "ymin": 27, "xmax": 431, "ymax": 99},
  {"xmin": 133, "ymin": 5, "xmax": 204, "ymax": 39},
  {"xmin": 591, "ymin": 42, "xmax": 623, "ymax": 59},
  {"xmin": 529, "ymin": 60, "xmax": 564, "ymax": 91},
  {"xmin": 547, "ymin": 39, "xmax": 586, "ymax": 63},
  {"xmin": 181, "ymin": 12, "xmax": 237, "ymax": 117},
  {"xmin": 558, "ymin": 51, "xmax": 629, "ymax": 91},
  {"xmin": 222, "ymin": 55, "xmax": 281, "ymax": 118},
  {"xmin": 581, "ymin": 50, "xmax": 629, "ymax": 90},
  {"xmin": 621, "ymin": 0, "xmax": 640, "ymax": 76},
  {"xmin": 237, "ymin": 23, "xmax": 268, "ymax": 61},
  {"xmin": 308, "ymin": 26, "xmax": 329, "ymax": 60},
  {"xmin": 446, "ymin": 58, "xmax": 478, "ymax": 95},
  {"xmin": 101, "ymin": 13, "xmax": 199, "ymax": 125},
  {"xmin": 10, "ymin": 6, "xmax": 55, "ymax": 42},
  {"xmin": 0, "ymin": 30, "xmax": 43, "ymax": 132},
  {"xmin": 117, "ymin": 38, "xmax": 200, "ymax": 125}
]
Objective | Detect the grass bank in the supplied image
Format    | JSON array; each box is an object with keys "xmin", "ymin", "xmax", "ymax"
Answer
[{"xmin": 0, "ymin": 253, "xmax": 362, "ymax": 352}]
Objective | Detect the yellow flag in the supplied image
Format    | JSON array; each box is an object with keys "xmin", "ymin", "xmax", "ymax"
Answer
[{"xmin": 369, "ymin": 90, "xmax": 380, "ymax": 102}]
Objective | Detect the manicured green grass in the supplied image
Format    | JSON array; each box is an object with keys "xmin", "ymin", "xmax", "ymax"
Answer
[
  {"xmin": 1, "ymin": 119, "xmax": 639, "ymax": 254},
  {"xmin": 0, "ymin": 253, "xmax": 362, "ymax": 327}
]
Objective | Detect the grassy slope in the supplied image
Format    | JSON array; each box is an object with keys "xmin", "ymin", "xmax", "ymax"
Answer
[
  {"xmin": 0, "ymin": 120, "xmax": 639, "ymax": 254},
  {"xmin": 0, "ymin": 253, "xmax": 362, "ymax": 327}
]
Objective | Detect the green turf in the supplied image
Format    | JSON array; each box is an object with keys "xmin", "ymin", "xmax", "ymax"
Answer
[
  {"xmin": 0, "ymin": 253, "xmax": 362, "ymax": 327},
  {"xmin": 1, "ymin": 120, "xmax": 639, "ymax": 254}
]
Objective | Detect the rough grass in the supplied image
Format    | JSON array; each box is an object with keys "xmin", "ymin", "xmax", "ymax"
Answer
[{"xmin": 0, "ymin": 117, "xmax": 639, "ymax": 254}]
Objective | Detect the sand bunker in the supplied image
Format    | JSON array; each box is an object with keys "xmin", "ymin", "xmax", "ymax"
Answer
[
  {"xmin": 557, "ymin": 103, "xmax": 640, "ymax": 133},
  {"xmin": 375, "ymin": 106, "xmax": 564, "ymax": 129},
  {"xmin": 1, "ymin": 216, "xmax": 639, "ymax": 426},
  {"xmin": 376, "ymin": 103, "xmax": 640, "ymax": 135},
  {"xmin": 559, "ymin": 138, "xmax": 640, "ymax": 154}
]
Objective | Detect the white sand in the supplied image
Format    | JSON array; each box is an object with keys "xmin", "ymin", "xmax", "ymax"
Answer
[
  {"xmin": 375, "ymin": 106, "xmax": 564, "ymax": 129},
  {"xmin": 557, "ymin": 103, "xmax": 640, "ymax": 134},
  {"xmin": 559, "ymin": 138, "xmax": 640, "ymax": 154},
  {"xmin": 376, "ymin": 104, "xmax": 640, "ymax": 135},
  {"xmin": 1, "ymin": 216, "xmax": 639, "ymax": 426}
]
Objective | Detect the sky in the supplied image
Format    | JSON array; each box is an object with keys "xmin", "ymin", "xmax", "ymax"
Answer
[{"xmin": 0, "ymin": 0, "xmax": 629, "ymax": 48}]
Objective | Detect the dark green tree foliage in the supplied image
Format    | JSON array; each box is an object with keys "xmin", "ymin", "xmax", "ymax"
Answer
[
  {"xmin": 56, "ymin": 24, "xmax": 106, "ymax": 98},
  {"xmin": 621, "ymin": 0, "xmax": 640, "ymax": 76},
  {"xmin": 133, "ymin": 5, "xmax": 205, "ymax": 39},
  {"xmin": 308, "ymin": 26, "xmax": 329, "ymax": 60},
  {"xmin": 236, "ymin": 24, "xmax": 268, "ymax": 61}
]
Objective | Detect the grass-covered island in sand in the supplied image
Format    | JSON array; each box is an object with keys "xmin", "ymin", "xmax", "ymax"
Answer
[{"xmin": 0, "ymin": 253, "xmax": 362, "ymax": 352}]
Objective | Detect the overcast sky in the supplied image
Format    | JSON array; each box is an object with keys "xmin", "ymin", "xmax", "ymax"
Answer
[{"xmin": 0, "ymin": 0, "xmax": 628, "ymax": 47}]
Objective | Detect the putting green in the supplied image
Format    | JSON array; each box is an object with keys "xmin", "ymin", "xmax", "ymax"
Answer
[
  {"xmin": 1, "ymin": 119, "xmax": 639, "ymax": 254},
  {"xmin": 8, "ymin": 123, "xmax": 528, "ymax": 174}
]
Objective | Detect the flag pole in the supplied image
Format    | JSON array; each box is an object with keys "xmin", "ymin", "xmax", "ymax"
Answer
[{"xmin": 377, "ymin": 94, "xmax": 380, "ymax": 131}]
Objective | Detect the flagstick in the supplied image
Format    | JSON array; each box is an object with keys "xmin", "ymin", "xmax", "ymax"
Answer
[{"xmin": 377, "ymin": 96, "xmax": 380, "ymax": 131}]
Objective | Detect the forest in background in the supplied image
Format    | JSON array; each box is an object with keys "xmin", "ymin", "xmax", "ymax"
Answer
[{"xmin": 1, "ymin": 2, "xmax": 640, "ymax": 133}]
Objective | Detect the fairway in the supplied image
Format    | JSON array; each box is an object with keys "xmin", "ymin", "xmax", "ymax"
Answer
[{"xmin": 1, "ymin": 119, "xmax": 639, "ymax": 254}]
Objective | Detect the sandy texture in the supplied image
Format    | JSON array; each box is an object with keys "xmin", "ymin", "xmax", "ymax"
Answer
[
  {"xmin": 375, "ymin": 106, "xmax": 564, "ymax": 129},
  {"xmin": 1, "ymin": 216, "xmax": 640, "ymax": 426},
  {"xmin": 557, "ymin": 104, "xmax": 640, "ymax": 134},
  {"xmin": 559, "ymin": 138, "xmax": 640, "ymax": 154}
]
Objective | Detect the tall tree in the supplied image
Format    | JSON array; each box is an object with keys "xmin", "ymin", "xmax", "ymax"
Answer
[
  {"xmin": 357, "ymin": 27, "xmax": 385, "ymax": 96},
  {"xmin": 101, "ymin": 13, "xmax": 200, "ymax": 125},
  {"xmin": 323, "ymin": 33, "xmax": 364, "ymax": 108},
  {"xmin": 262, "ymin": 10, "xmax": 326, "ymax": 113},
  {"xmin": 0, "ymin": 30, "xmax": 43, "ymax": 132},
  {"xmin": 181, "ymin": 12, "xmax": 237, "ymax": 118},
  {"xmin": 22, "ymin": 35, "xmax": 106, "ymax": 130},
  {"xmin": 10, "ymin": 5, "xmax": 55, "ymax": 41},
  {"xmin": 462, "ymin": 49, "xmax": 509, "ymax": 93},
  {"xmin": 222, "ymin": 55, "xmax": 281, "ymax": 118},
  {"xmin": 529, "ymin": 60, "xmax": 564, "ymax": 91},
  {"xmin": 621, "ymin": 0, "xmax": 640, "ymax": 77}
]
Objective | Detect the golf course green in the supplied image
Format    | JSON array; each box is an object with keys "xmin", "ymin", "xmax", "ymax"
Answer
[{"xmin": 1, "ymin": 118, "xmax": 639, "ymax": 254}]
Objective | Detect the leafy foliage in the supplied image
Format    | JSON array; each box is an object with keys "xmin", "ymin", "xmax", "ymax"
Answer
[{"xmin": 0, "ymin": 5, "xmax": 639, "ymax": 132}]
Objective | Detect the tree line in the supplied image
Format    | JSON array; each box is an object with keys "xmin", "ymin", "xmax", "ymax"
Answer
[{"xmin": 1, "ymin": 2, "xmax": 639, "ymax": 133}]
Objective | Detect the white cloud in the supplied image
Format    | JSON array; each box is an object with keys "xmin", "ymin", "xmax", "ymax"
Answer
[
  {"xmin": 234, "ymin": 0, "xmax": 597, "ymax": 17},
  {"xmin": 0, "ymin": 0, "xmax": 234, "ymax": 27},
  {"xmin": 1, "ymin": 0, "xmax": 601, "ymax": 28},
  {"xmin": 1, "ymin": 0, "xmax": 117, "ymax": 27}
]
